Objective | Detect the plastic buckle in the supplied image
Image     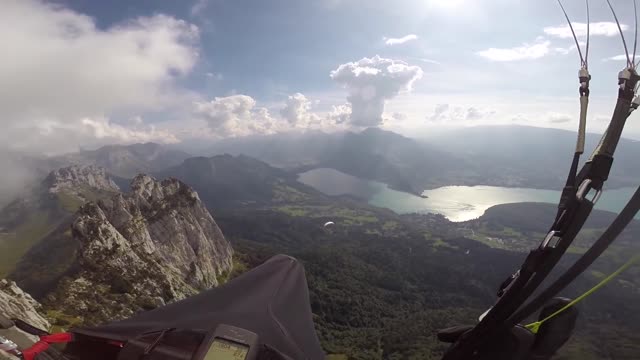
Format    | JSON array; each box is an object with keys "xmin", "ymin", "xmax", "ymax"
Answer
[
  {"xmin": 0, "ymin": 335, "xmax": 21, "ymax": 357},
  {"xmin": 576, "ymin": 179, "xmax": 603, "ymax": 204},
  {"xmin": 540, "ymin": 230, "xmax": 561, "ymax": 250}
]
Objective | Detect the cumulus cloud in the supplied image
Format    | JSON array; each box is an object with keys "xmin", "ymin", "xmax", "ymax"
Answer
[
  {"xmin": 544, "ymin": 22, "xmax": 628, "ymax": 38},
  {"xmin": 548, "ymin": 112, "xmax": 572, "ymax": 124},
  {"xmin": 280, "ymin": 93, "xmax": 321, "ymax": 127},
  {"xmin": 326, "ymin": 103, "xmax": 352, "ymax": 125},
  {"xmin": 477, "ymin": 41, "xmax": 550, "ymax": 61},
  {"xmin": 604, "ymin": 54, "xmax": 629, "ymax": 61},
  {"xmin": 330, "ymin": 55, "xmax": 423, "ymax": 127},
  {"xmin": 465, "ymin": 107, "xmax": 485, "ymax": 121},
  {"xmin": 190, "ymin": 0, "xmax": 210, "ymax": 16},
  {"xmin": 384, "ymin": 34, "xmax": 418, "ymax": 46},
  {"xmin": 391, "ymin": 112, "xmax": 408, "ymax": 121},
  {"xmin": 0, "ymin": 0, "xmax": 200, "ymax": 154},
  {"xmin": 427, "ymin": 104, "xmax": 450, "ymax": 122},
  {"xmin": 427, "ymin": 104, "xmax": 494, "ymax": 122},
  {"xmin": 193, "ymin": 95, "xmax": 277, "ymax": 137},
  {"xmin": 2, "ymin": 117, "xmax": 179, "ymax": 155}
]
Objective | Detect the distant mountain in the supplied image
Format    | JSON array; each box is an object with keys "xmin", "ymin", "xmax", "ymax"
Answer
[
  {"xmin": 421, "ymin": 125, "xmax": 640, "ymax": 189},
  {"xmin": 0, "ymin": 165, "xmax": 119, "ymax": 278},
  {"xmin": 207, "ymin": 130, "xmax": 336, "ymax": 168},
  {"xmin": 314, "ymin": 128, "xmax": 470, "ymax": 194},
  {"xmin": 0, "ymin": 150, "xmax": 69, "ymax": 208},
  {"xmin": 154, "ymin": 154, "xmax": 321, "ymax": 209},
  {"xmin": 208, "ymin": 126, "xmax": 640, "ymax": 193},
  {"xmin": 208, "ymin": 128, "xmax": 469, "ymax": 194},
  {"xmin": 0, "ymin": 143, "xmax": 191, "ymax": 208},
  {"xmin": 55, "ymin": 142, "xmax": 192, "ymax": 178}
]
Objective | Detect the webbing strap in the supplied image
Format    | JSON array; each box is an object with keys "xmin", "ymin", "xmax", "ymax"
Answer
[
  {"xmin": 576, "ymin": 95, "xmax": 588, "ymax": 154},
  {"xmin": 526, "ymin": 253, "xmax": 640, "ymax": 334},
  {"xmin": 508, "ymin": 185, "xmax": 640, "ymax": 325},
  {"xmin": 22, "ymin": 332, "xmax": 73, "ymax": 360},
  {"xmin": 443, "ymin": 74, "xmax": 638, "ymax": 359}
]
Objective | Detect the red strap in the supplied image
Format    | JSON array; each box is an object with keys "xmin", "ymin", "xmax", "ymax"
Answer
[
  {"xmin": 40, "ymin": 333, "xmax": 73, "ymax": 343},
  {"xmin": 22, "ymin": 333, "xmax": 73, "ymax": 360}
]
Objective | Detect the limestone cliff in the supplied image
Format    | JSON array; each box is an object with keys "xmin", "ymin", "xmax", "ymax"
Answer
[
  {"xmin": 45, "ymin": 165, "xmax": 119, "ymax": 195},
  {"xmin": 44, "ymin": 175, "xmax": 233, "ymax": 325},
  {"xmin": 0, "ymin": 279, "xmax": 50, "ymax": 331}
]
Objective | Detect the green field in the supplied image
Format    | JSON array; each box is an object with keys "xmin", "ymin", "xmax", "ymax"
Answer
[{"xmin": 0, "ymin": 211, "xmax": 58, "ymax": 277}]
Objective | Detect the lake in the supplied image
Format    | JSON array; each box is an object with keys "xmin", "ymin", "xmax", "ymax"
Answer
[{"xmin": 298, "ymin": 168, "xmax": 638, "ymax": 222}]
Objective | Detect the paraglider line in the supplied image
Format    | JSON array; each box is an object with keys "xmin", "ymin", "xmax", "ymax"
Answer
[
  {"xmin": 557, "ymin": 0, "xmax": 585, "ymax": 67},
  {"xmin": 634, "ymin": 0, "xmax": 638, "ymax": 67},
  {"xmin": 606, "ymin": 0, "xmax": 632, "ymax": 68},
  {"xmin": 585, "ymin": 0, "xmax": 590, "ymax": 68}
]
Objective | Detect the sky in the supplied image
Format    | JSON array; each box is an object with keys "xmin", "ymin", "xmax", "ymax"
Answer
[{"xmin": 2, "ymin": 0, "xmax": 640, "ymax": 155}]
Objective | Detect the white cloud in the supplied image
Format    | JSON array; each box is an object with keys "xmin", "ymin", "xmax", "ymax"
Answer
[
  {"xmin": 0, "ymin": 0, "xmax": 199, "ymax": 154},
  {"xmin": 553, "ymin": 41, "xmax": 584, "ymax": 55},
  {"xmin": 465, "ymin": 107, "xmax": 485, "ymax": 121},
  {"xmin": 604, "ymin": 54, "xmax": 629, "ymax": 61},
  {"xmin": 384, "ymin": 34, "xmax": 418, "ymax": 46},
  {"xmin": 544, "ymin": 22, "xmax": 628, "ymax": 39},
  {"xmin": 426, "ymin": 104, "xmax": 494, "ymax": 122},
  {"xmin": 330, "ymin": 55, "xmax": 423, "ymax": 127},
  {"xmin": 477, "ymin": 41, "xmax": 550, "ymax": 62},
  {"xmin": 326, "ymin": 103, "xmax": 352, "ymax": 125},
  {"xmin": 417, "ymin": 58, "xmax": 441, "ymax": 65},
  {"xmin": 548, "ymin": 112, "xmax": 572, "ymax": 124},
  {"xmin": 193, "ymin": 95, "xmax": 277, "ymax": 137},
  {"xmin": 391, "ymin": 112, "xmax": 408, "ymax": 121},
  {"xmin": 280, "ymin": 93, "xmax": 321, "ymax": 127},
  {"xmin": 427, "ymin": 104, "xmax": 450, "ymax": 122},
  {"xmin": 2, "ymin": 117, "xmax": 178, "ymax": 155},
  {"xmin": 190, "ymin": 0, "xmax": 209, "ymax": 16}
]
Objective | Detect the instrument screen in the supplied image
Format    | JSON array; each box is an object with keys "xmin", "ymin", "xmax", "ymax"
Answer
[{"xmin": 203, "ymin": 338, "xmax": 249, "ymax": 360}]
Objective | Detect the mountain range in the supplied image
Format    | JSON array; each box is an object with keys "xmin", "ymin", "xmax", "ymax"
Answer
[
  {"xmin": 4, "ymin": 125, "xmax": 638, "ymax": 204},
  {"xmin": 420, "ymin": 125, "xmax": 640, "ymax": 189},
  {"xmin": 0, "ymin": 166, "xmax": 120, "ymax": 278},
  {"xmin": 1, "ymin": 126, "xmax": 639, "ymax": 359},
  {"xmin": 4, "ymin": 166, "xmax": 233, "ymax": 327},
  {"xmin": 55, "ymin": 142, "xmax": 192, "ymax": 178},
  {"xmin": 207, "ymin": 125, "xmax": 640, "ymax": 193}
]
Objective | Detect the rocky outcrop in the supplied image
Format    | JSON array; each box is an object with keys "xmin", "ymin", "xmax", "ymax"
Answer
[
  {"xmin": 5, "ymin": 166, "xmax": 123, "ymax": 298},
  {"xmin": 45, "ymin": 165, "xmax": 119, "ymax": 194},
  {"xmin": 0, "ymin": 280, "xmax": 50, "ymax": 357},
  {"xmin": 45, "ymin": 175, "xmax": 233, "ymax": 325},
  {"xmin": 0, "ymin": 279, "xmax": 50, "ymax": 331}
]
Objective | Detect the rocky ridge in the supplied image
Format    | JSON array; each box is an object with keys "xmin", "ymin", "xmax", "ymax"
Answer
[
  {"xmin": 44, "ymin": 175, "xmax": 233, "ymax": 325},
  {"xmin": 45, "ymin": 165, "xmax": 119, "ymax": 194},
  {"xmin": 0, "ymin": 279, "xmax": 50, "ymax": 331}
]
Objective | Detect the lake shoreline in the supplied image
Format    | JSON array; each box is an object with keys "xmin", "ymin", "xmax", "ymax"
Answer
[{"xmin": 298, "ymin": 168, "xmax": 638, "ymax": 223}]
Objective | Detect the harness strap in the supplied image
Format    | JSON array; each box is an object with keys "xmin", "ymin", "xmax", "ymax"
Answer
[
  {"xmin": 22, "ymin": 333, "xmax": 73, "ymax": 360},
  {"xmin": 509, "ymin": 185, "xmax": 640, "ymax": 324},
  {"xmin": 526, "ymin": 253, "xmax": 640, "ymax": 334}
]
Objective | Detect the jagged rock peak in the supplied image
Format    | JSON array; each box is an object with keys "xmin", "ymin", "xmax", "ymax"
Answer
[
  {"xmin": 0, "ymin": 279, "xmax": 50, "ymax": 331},
  {"xmin": 129, "ymin": 174, "xmax": 199, "ymax": 203},
  {"xmin": 45, "ymin": 165, "xmax": 119, "ymax": 193},
  {"xmin": 46, "ymin": 175, "xmax": 233, "ymax": 325}
]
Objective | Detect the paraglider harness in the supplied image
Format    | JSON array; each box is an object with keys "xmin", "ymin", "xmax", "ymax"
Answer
[
  {"xmin": 1, "ymin": 255, "xmax": 325, "ymax": 360},
  {"xmin": 439, "ymin": 1, "xmax": 640, "ymax": 359}
]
